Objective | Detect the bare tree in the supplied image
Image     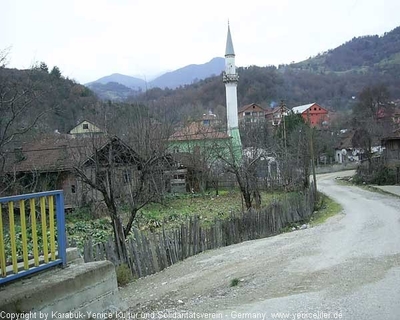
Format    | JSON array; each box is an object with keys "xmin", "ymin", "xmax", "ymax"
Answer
[
  {"xmin": 72, "ymin": 110, "xmax": 172, "ymax": 263},
  {"xmin": 352, "ymin": 84, "xmax": 393, "ymax": 173},
  {"xmin": 0, "ymin": 52, "xmax": 52, "ymax": 192},
  {"xmin": 215, "ymin": 126, "xmax": 270, "ymax": 210},
  {"xmin": 167, "ymin": 115, "xmax": 231, "ymax": 194}
]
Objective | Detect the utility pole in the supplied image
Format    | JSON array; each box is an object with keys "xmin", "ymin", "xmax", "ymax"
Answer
[
  {"xmin": 307, "ymin": 110, "xmax": 318, "ymax": 199},
  {"xmin": 280, "ymin": 100, "xmax": 287, "ymax": 154}
]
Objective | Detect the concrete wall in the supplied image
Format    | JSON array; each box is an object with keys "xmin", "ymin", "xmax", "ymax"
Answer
[{"xmin": 0, "ymin": 257, "xmax": 125, "ymax": 317}]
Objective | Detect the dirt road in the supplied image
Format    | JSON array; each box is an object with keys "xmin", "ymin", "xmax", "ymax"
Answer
[{"xmin": 120, "ymin": 171, "xmax": 400, "ymax": 319}]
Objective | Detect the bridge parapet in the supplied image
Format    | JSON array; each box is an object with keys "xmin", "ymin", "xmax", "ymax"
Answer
[{"xmin": 0, "ymin": 190, "xmax": 67, "ymax": 285}]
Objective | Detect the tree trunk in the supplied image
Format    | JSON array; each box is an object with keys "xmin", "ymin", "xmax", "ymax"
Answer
[
  {"xmin": 253, "ymin": 189, "xmax": 261, "ymax": 209},
  {"xmin": 242, "ymin": 188, "xmax": 252, "ymax": 210},
  {"xmin": 112, "ymin": 216, "xmax": 129, "ymax": 263},
  {"xmin": 124, "ymin": 207, "xmax": 139, "ymax": 238},
  {"xmin": 214, "ymin": 180, "xmax": 219, "ymax": 196},
  {"xmin": 103, "ymin": 193, "xmax": 130, "ymax": 265}
]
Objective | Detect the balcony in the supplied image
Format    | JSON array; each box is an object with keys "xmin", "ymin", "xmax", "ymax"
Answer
[{"xmin": 223, "ymin": 72, "xmax": 239, "ymax": 83}]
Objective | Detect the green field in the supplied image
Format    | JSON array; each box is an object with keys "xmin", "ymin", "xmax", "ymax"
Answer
[{"xmin": 66, "ymin": 190, "xmax": 291, "ymax": 246}]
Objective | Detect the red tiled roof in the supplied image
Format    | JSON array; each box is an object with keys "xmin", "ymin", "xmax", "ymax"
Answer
[
  {"xmin": 238, "ymin": 103, "xmax": 265, "ymax": 114},
  {"xmin": 169, "ymin": 121, "xmax": 229, "ymax": 141}
]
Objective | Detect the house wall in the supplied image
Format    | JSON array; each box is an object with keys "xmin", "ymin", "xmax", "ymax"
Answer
[
  {"xmin": 335, "ymin": 150, "xmax": 344, "ymax": 164},
  {"xmin": 238, "ymin": 104, "xmax": 265, "ymax": 124},
  {"xmin": 265, "ymin": 109, "xmax": 289, "ymax": 127},
  {"xmin": 301, "ymin": 104, "xmax": 329, "ymax": 127},
  {"xmin": 383, "ymin": 138, "xmax": 400, "ymax": 167},
  {"xmin": 59, "ymin": 172, "xmax": 81, "ymax": 208},
  {"xmin": 335, "ymin": 148, "xmax": 363, "ymax": 164},
  {"xmin": 70, "ymin": 121, "xmax": 103, "ymax": 134},
  {"xmin": 169, "ymin": 138, "xmax": 231, "ymax": 162}
]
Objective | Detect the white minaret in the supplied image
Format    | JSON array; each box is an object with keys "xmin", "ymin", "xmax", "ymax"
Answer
[{"xmin": 223, "ymin": 23, "xmax": 239, "ymax": 136}]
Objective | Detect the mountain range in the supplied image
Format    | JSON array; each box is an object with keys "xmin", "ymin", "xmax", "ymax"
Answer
[
  {"xmin": 129, "ymin": 25, "xmax": 400, "ymax": 121},
  {"xmin": 85, "ymin": 57, "xmax": 225, "ymax": 101},
  {"xmin": 3, "ymin": 25, "xmax": 400, "ymax": 140},
  {"xmin": 85, "ymin": 25, "xmax": 400, "ymax": 119}
]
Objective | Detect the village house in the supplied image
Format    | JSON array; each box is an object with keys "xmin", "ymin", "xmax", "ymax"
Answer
[
  {"xmin": 1, "ymin": 119, "xmax": 180, "ymax": 208},
  {"xmin": 238, "ymin": 103, "xmax": 266, "ymax": 124},
  {"xmin": 382, "ymin": 129, "xmax": 400, "ymax": 183},
  {"xmin": 334, "ymin": 129, "xmax": 384, "ymax": 164},
  {"xmin": 68, "ymin": 120, "xmax": 105, "ymax": 135},
  {"xmin": 2, "ymin": 132, "xmax": 145, "ymax": 208},
  {"xmin": 292, "ymin": 102, "xmax": 329, "ymax": 127},
  {"xmin": 168, "ymin": 113, "xmax": 231, "ymax": 192},
  {"xmin": 265, "ymin": 104, "xmax": 290, "ymax": 127},
  {"xmin": 334, "ymin": 130, "xmax": 363, "ymax": 164},
  {"xmin": 238, "ymin": 103, "xmax": 290, "ymax": 127}
]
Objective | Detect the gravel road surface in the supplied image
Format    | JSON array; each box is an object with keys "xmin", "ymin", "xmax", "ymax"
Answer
[{"xmin": 120, "ymin": 171, "xmax": 400, "ymax": 319}]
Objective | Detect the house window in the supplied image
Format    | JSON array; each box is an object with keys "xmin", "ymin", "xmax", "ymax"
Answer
[
  {"xmin": 82, "ymin": 123, "xmax": 89, "ymax": 130},
  {"xmin": 71, "ymin": 185, "xmax": 76, "ymax": 194},
  {"xmin": 203, "ymin": 119, "xmax": 210, "ymax": 126},
  {"xmin": 245, "ymin": 112, "xmax": 251, "ymax": 116}
]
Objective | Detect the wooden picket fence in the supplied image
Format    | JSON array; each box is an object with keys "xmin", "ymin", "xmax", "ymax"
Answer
[{"xmin": 82, "ymin": 188, "xmax": 315, "ymax": 279}]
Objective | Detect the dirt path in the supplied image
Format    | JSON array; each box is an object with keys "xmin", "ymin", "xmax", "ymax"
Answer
[{"xmin": 120, "ymin": 171, "xmax": 400, "ymax": 319}]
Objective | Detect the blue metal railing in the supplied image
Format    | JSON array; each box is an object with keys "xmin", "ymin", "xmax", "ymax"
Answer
[{"xmin": 0, "ymin": 190, "xmax": 66, "ymax": 285}]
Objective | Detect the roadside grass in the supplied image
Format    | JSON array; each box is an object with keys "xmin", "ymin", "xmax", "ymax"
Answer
[
  {"xmin": 66, "ymin": 208, "xmax": 111, "ymax": 248},
  {"xmin": 136, "ymin": 190, "xmax": 241, "ymax": 227},
  {"xmin": 64, "ymin": 189, "xmax": 293, "ymax": 248},
  {"xmin": 310, "ymin": 192, "xmax": 343, "ymax": 225},
  {"xmin": 335, "ymin": 176, "xmax": 394, "ymax": 196},
  {"xmin": 3, "ymin": 189, "xmax": 320, "ymax": 259},
  {"xmin": 135, "ymin": 190, "xmax": 291, "ymax": 229}
]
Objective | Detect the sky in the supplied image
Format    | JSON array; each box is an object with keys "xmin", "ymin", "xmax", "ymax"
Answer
[{"xmin": 1, "ymin": 0, "xmax": 399, "ymax": 84}]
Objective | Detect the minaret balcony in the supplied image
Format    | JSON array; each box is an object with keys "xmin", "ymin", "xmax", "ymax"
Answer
[{"xmin": 223, "ymin": 72, "xmax": 239, "ymax": 83}]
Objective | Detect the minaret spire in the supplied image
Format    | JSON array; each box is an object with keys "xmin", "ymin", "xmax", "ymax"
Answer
[
  {"xmin": 225, "ymin": 22, "xmax": 235, "ymax": 56},
  {"xmin": 223, "ymin": 22, "xmax": 239, "ymax": 138}
]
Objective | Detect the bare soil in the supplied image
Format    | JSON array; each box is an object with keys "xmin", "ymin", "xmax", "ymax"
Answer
[{"xmin": 120, "ymin": 171, "xmax": 400, "ymax": 319}]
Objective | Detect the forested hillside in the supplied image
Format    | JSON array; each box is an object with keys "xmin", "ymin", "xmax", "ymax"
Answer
[
  {"xmin": 0, "ymin": 62, "xmax": 165, "ymax": 150},
  {"xmin": 293, "ymin": 26, "xmax": 400, "ymax": 73},
  {"xmin": 0, "ymin": 63, "xmax": 101, "ymax": 136},
  {"xmin": 129, "ymin": 26, "xmax": 400, "ymax": 120},
  {"xmin": 131, "ymin": 63, "xmax": 400, "ymax": 122},
  {"xmin": 2, "ymin": 25, "xmax": 400, "ymax": 136}
]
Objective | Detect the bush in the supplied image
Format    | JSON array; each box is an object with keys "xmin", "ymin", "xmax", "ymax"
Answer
[
  {"xmin": 230, "ymin": 278, "xmax": 240, "ymax": 287},
  {"xmin": 371, "ymin": 166, "xmax": 396, "ymax": 185},
  {"xmin": 355, "ymin": 164, "xmax": 396, "ymax": 185},
  {"xmin": 115, "ymin": 263, "xmax": 133, "ymax": 286}
]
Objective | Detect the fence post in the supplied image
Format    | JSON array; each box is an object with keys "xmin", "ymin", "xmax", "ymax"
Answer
[{"xmin": 56, "ymin": 192, "xmax": 67, "ymax": 267}]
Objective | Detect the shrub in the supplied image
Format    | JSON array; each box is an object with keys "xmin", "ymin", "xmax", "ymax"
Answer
[
  {"xmin": 230, "ymin": 278, "xmax": 240, "ymax": 287},
  {"xmin": 371, "ymin": 166, "xmax": 396, "ymax": 185},
  {"xmin": 115, "ymin": 263, "xmax": 133, "ymax": 286}
]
